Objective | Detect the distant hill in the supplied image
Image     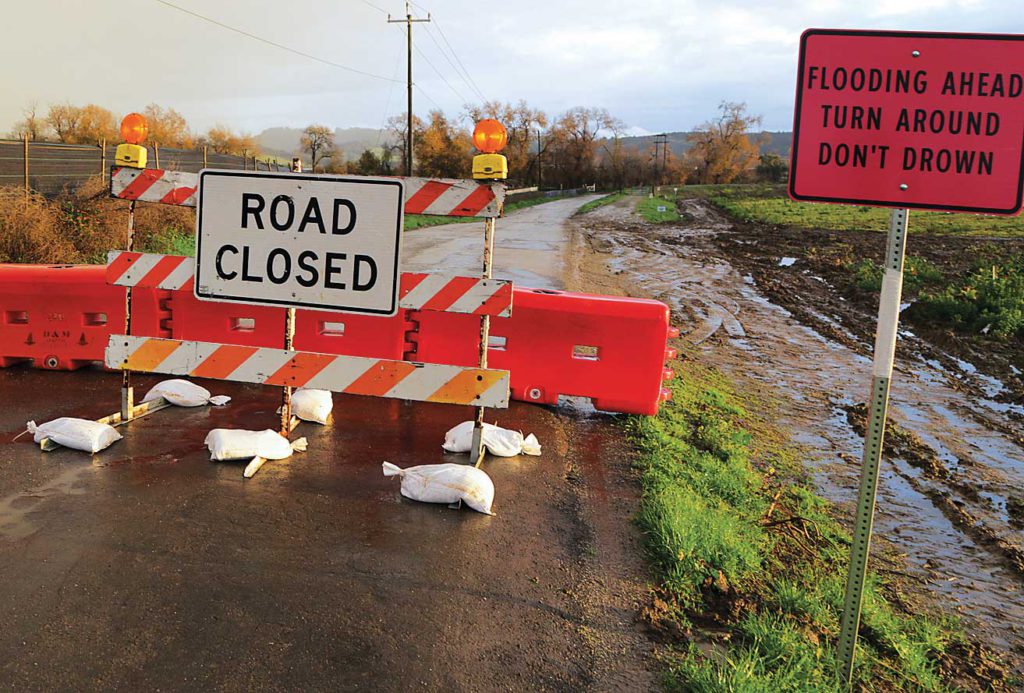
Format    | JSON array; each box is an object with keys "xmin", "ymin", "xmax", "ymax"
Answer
[
  {"xmin": 255, "ymin": 126, "xmax": 793, "ymax": 163},
  {"xmin": 255, "ymin": 127, "xmax": 384, "ymax": 162},
  {"xmin": 614, "ymin": 131, "xmax": 792, "ymax": 159}
]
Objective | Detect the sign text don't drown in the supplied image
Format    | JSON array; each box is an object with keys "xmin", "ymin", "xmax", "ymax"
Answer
[
  {"xmin": 194, "ymin": 171, "xmax": 404, "ymax": 315},
  {"xmin": 790, "ymin": 30, "xmax": 1024, "ymax": 214}
]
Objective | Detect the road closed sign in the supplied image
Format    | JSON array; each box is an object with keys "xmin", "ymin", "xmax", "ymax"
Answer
[
  {"xmin": 195, "ymin": 170, "xmax": 404, "ymax": 315},
  {"xmin": 790, "ymin": 30, "xmax": 1024, "ymax": 214}
]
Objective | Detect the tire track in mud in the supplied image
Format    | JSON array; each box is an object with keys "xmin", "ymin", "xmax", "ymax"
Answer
[{"xmin": 574, "ymin": 197, "xmax": 1024, "ymax": 668}]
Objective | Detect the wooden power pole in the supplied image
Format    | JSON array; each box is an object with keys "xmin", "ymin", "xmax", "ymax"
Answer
[{"xmin": 388, "ymin": 1, "xmax": 430, "ymax": 176}]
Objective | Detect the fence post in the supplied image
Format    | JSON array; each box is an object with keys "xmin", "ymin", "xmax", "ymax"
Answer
[
  {"xmin": 242, "ymin": 149, "xmax": 248, "ymax": 171},
  {"xmin": 23, "ymin": 134, "xmax": 29, "ymax": 194},
  {"xmin": 203, "ymin": 144, "xmax": 208, "ymax": 169},
  {"xmin": 154, "ymin": 143, "xmax": 160, "ymax": 169},
  {"xmin": 100, "ymin": 138, "xmax": 107, "ymax": 183}
]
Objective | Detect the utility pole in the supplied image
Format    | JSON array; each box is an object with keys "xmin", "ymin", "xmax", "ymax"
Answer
[
  {"xmin": 388, "ymin": 1, "xmax": 430, "ymax": 176},
  {"xmin": 536, "ymin": 129, "xmax": 543, "ymax": 189}
]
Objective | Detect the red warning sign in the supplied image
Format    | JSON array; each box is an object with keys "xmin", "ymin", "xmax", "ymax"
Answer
[{"xmin": 789, "ymin": 29, "xmax": 1024, "ymax": 215}]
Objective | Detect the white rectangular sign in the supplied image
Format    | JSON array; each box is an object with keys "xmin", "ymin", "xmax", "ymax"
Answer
[{"xmin": 194, "ymin": 170, "xmax": 404, "ymax": 316}]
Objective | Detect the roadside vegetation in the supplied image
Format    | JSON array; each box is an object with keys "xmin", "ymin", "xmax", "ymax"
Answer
[
  {"xmin": 629, "ymin": 357, "xmax": 1005, "ymax": 691},
  {"xmin": 637, "ymin": 196, "xmax": 682, "ymax": 223},
  {"xmin": 667, "ymin": 184, "xmax": 1024, "ymax": 343},
  {"xmin": 678, "ymin": 183, "xmax": 1024, "ymax": 237},
  {"xmin": 0, "ymin": 176, "xmax": 193, "ymax": 264},
  {"xmin": 574, "ymin": 192, "xmax": 627, "ymax": 216}
]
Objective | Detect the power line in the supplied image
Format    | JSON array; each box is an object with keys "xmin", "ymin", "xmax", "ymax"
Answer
[
  {"xmin": 377, "ymin": 36, "xmax": 406, "ymax": 146},
  {"xmin": 412, "ymin": 42, "xmax": 469, "ymax": 104},
  {"xmin": 357, "ymin": 0, "xmax": 388, "ymax": 14},
  {"xmin": 414, "ymin": 84, "xmax": 443, "ymax": 111},
  {"xmin": 406, "ymin": 1, "xmax": 486, "ymax": 102},
  {"xmin": 422, "ymin": 23, "xmax": 485, "ymax": 102},
  {"xmin": 431, "ymin": 19, "xmax": 487, "ymax": 103},
  {"xmin": 152, "ymin": 0, "xmax": 402, "ymax": 83}
]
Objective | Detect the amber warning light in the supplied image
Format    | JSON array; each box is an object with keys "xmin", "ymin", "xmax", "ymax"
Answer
[
  {"xmin": 472, "ymin": 119, "xmax": 508, "ymax": 180},
  {"xmin": 116, "ymin": 113, "xmax": 150, "ymax": 169}
]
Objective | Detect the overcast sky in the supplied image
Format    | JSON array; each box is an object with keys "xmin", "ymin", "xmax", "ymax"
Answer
[{"xmin": 1, "ymin": 0, "xmax": 1021, "ymax": 137}]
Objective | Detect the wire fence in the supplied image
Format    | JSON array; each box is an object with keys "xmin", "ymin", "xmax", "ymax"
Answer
[{"xmin": 0, "ymin": 138, "xmax": 291, "ymax": 196}]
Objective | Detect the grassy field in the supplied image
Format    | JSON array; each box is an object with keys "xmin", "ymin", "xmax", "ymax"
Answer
[
  {"xmin": 676, "ymin": 184, "xmax": 1024, "ymax": 237},
  {"xmin": 573, "ymin": 191, "xmax": 627, "ymax": 216},
  {"xmin": 629, "ymin": 357, "xmax": 986, "ymax": 691},
  {"xmin": 637, "ymin": 196, "xmax": 682, "ymax": 223}
]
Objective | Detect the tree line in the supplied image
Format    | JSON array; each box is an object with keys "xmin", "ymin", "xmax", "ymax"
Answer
[
  {"xmin": 8, "ymin": 99, "xmax": 788, "ymax": 187},
  {"xmin": 8, "ymin": 102, "xmax": 258, "ymax": 156}
]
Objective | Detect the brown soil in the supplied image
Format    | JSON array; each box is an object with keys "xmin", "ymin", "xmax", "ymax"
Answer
[{"xmin": 567, "ymin": 196, "xmax": 1024, "ymax": 677}]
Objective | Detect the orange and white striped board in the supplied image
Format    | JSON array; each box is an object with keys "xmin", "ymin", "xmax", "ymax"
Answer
[
  {"xmin": 106, "ymin": 251, "xmax": 514, "ymax": 317},
  {"xmin": 105, "ymin": 335, "xmax": 510, "ymax": 408},
  {"xmin": 110, "ymin": 167, "xmax": 505, "ymax": 218}
]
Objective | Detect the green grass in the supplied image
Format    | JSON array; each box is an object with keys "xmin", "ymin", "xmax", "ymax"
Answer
[
  {"xmin": 638, "ymin": 196, "xmax": 682, "ymax": 223},
  {"xmin": 675, "ymin": 184, "xmax": 1024, "ymax": 237},
  {"xmin": 574, "ymin": 192, "xmax": 627, "ymax": 216},
  {"xmin": 630, "ymin": 359, "xmax": 970, "ymax": 691},
  {"xmin": 139, "ymin": 227, "xmax": 195, "ymax": 257}
]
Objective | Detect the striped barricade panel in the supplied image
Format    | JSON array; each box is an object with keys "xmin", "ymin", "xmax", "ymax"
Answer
[
  {"xmin": 106, "ymin": 251, "xmax": 513, "ymax": 317},
  {"xmin": 105, "ymin": 335, "xmax": 510, "ymax": 408},
  {"xmin": 110, "ymin": 168, "xmax": 505, "ymax": 218}
]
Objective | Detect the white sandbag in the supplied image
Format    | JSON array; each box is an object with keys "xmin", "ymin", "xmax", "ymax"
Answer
[
  {"xmin": 143, "ymin": 379, "xmax": 231, "ymax": 407},
  {"xmin": 204, "ymin": 429, "xmax": 307, "ymax": 461},
  {"xmin": 27, "ymin": 418, "xmax": 121, "ymax": 453},
  {"xmin": 382, "ymin": 462, "xmax": 495, "ymax": 515},
  {"xmin": 441, "ymin": 421, "xmax": 542, "ymax": 458},
  {"xmin": 283, "ymin": 388, "xmax": 333, "ymax": 424}
]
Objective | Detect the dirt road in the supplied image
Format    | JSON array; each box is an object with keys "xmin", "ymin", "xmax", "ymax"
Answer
[
  {"xmin": 572, "ymin": 197, "xmax": 1024, "ymax": 670},
  {"xmin": 0, "ymin": 195, "xmax": 655, "ymax": 691}
]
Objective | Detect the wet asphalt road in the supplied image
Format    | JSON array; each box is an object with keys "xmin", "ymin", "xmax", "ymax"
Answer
[{"xmin": 0, "ymin": 197, "xmax": 653, "ymax": 691}]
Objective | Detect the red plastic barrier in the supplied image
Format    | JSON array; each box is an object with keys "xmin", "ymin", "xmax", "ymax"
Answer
[
  {"xmin": 0, "ymin": 264, "xmax": 167, "ymax": 370},
  {"xmin": 166, "ymin": 289, "xmax": 413, "ymax": 359},
  {"xmin": 1, "ymin": 266, "xmax": 676, "ymax": 415},
  {"xmin": 413, "ymin": 288, "xmax": 675, "ymax": 415}
]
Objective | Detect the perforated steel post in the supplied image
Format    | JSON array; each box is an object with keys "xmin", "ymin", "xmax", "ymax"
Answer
[
  {"xmin": 837, "ymin": 208, "xmax": 909, "ymax": 684},
  {"xmin": 120, "ymin": 199, "xmax": 137, "ymax": 421},
  {"xmin": 470, "ymin": 216, "xmax": 497, "ymax": 467},
  {"xmin": 280, "ymin": 307, "xmax": 295, "ymax": 436}
]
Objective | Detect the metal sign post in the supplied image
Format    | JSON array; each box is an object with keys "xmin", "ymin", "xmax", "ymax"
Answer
[
  {"xmin": 787, "ymin": 29, "xmax": 1024, "ymax": 682},
  {"xmin": 470, "ymin": 216, "xmax": 497, "ymax": 467},
  {"xmin": 836, "ymin": 208, "xmax": 908, "ymax": 682}
]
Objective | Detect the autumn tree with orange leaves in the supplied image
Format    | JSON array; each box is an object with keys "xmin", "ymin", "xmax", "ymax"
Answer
[{"xmin": 685, "ymin": 101, "xmax": 762, "ymax": 184}]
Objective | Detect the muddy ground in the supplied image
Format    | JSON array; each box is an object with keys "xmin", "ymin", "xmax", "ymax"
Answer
[{"xmin": 569, "ymin": 197, "xmax": 1024, "ymax": 674}]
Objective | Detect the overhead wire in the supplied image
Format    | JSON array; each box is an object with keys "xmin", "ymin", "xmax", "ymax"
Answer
[
  {"xmin": 152, "ymin": 0, "xmax": 402, "ymax": 83},
  {"xmin": 422, "ymin": 23, "xmax": 486, "ymax": 102},
  {"xmin": 430, "ymin": 18, "xmax": 488, "ymax": 103}
]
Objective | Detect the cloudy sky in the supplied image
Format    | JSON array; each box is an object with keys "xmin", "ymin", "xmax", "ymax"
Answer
[{"xmin": 1, "ymin": 0, "xmax": 1021, "ymax": 136}]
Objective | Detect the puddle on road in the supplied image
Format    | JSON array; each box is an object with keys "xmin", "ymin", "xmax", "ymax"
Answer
[
  {"xmin": 580, "ymin": 199, "xmax": 1024, "ymax": 663},
  {"xmin": 0, "ymin": 463, "xmax": 98, "ymax": 540}
]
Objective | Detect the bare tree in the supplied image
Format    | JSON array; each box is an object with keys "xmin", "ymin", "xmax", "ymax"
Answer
[
  {"xmin": 10, "ymin": 102, "xmax": 48, "ymax": 140},
  {"xmin": 300, "ymin": 125, "xmax": 335, "ymax": 172}
]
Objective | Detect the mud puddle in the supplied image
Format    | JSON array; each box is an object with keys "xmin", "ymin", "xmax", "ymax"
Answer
[{"xmin": 573, "ymin": 197, "xmax": 1024, "ymax": 668}]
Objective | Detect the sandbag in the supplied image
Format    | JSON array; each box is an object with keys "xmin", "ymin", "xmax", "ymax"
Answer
[
  {"xmin": 282, "ymin": 388, "xmax": 333, "ymax": 424},
  {"xmin": 27, "ymin": 418, "xmax": 122, "ymax": 453},
  {"xmin": 143, "ymin": 379, "xmax": 231, "ymax": 407},
  {"xmin": 204, "ymin": 429, "xmax": 307, "ymax": 461},
  {"xmin": 382, "ymin": 462, "xmax": 495, "ymax": 515},
  {"xmin": 442, "ymin": 421, "xmax": 541, "ymax": 458}
]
